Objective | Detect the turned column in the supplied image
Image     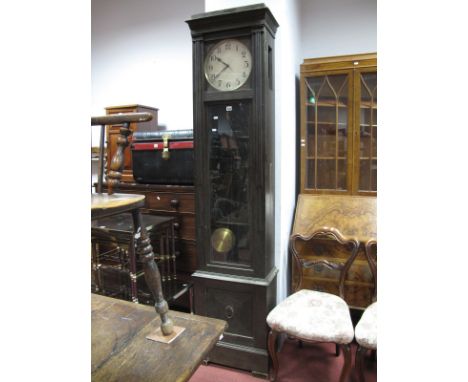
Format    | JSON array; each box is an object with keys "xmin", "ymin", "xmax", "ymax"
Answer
[
  {"xmin": 132, "ymin": 210, "xmax": 174, "ymax": 335},
  {"xmin": 106, "ymin": 122, "xmax": 131, "ymax": 194},
  {"xmin": 93, "ymin": 114, "xmax": 174, "ymax": 335}
]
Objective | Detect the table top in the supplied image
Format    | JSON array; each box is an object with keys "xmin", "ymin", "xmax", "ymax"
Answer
[
  {"xmin": 92, "ymin": 294, "xmax": 227, "ymax": 382},
  {"xmin": 91, "ymin": 212, "xmax": 175, "ymax": 233},
  {"xmin": 292, "ymin": 194, "xmax": 376, "ymax": 242},
  {"xmin": 91, "ymin": 193, "xmax": 146, "ymax": 220}
]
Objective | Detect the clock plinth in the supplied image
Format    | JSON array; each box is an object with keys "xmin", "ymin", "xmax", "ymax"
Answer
[{"xmin": 187, "ymin": 4, "xmax": 279, "ymax": 376}]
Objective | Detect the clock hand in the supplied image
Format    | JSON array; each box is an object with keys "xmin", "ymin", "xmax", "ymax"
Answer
[
  {"xmin": 214, "ymin": 65, "xmax": 230, "ymax": 79},
  {"xmin": 214, "ymin": 56, "xmax": 231, "ymax": 69}
]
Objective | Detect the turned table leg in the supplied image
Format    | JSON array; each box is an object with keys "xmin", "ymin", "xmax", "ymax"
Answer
[{"xmin": 132, "ymin": 210, "xmax": 174, "ymax": 335}]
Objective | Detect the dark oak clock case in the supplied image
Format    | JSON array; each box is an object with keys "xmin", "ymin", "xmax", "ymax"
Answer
[{"xmin": 187, "ymin": 4, "xmax": 279, "ymax": 376}]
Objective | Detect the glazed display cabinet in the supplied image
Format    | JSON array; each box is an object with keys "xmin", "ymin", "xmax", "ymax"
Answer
[{"xmin": 300, "ymin": 53, "xmax": 377, "ymax": 195}]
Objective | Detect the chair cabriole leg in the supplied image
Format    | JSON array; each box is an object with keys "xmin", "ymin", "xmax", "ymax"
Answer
[
  {"xmin": 339, "ymin": 343, "xmax": 352, "ymax": 382},
  {"xmin": 268, "ymin": 330, "xmax": 279, "ymax": 381},
  {"xmin": 355, "ymin": 345, "xmax": 367, "ymax": 382}
]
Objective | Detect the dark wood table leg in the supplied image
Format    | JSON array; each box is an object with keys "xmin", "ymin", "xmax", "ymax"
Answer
[
  {"xmin": 132, "ymin": 210, "xmax": 174, "ymax": 335},
  {"xmin": 189, "ymin": 285, "xmax": 194, "ymax": 314},
  {"xmin": 128, "ymin": 236, "xmax": 139, "ymax": 303}
]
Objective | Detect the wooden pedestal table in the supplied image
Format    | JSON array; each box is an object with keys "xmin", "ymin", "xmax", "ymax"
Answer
[
  {"xmin": 92, "ymin": 294, "xmax": 227, "ymax": 382},
  {"xmin": 91, "ymin": 113, "xmax": 174, "ymax": 336}
]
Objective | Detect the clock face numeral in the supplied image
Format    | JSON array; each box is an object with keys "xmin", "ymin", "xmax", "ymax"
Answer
[{"xmin": 204, "ymin": 39, "xmax": 252, "ymax": 91}]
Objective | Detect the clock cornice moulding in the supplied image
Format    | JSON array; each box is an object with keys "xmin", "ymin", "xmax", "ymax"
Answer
[{"xmin": 186, "ymin": 3, "xmax": 279, "ymax": 37}]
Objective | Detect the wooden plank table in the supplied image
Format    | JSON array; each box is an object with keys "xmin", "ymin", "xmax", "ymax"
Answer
[{"xmin": 92, "ymin": 294, "xmax": 227, "ymax": 382}]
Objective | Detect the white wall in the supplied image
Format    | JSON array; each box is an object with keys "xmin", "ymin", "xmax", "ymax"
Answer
[
  {"xmin": 205, "ymin": 0, "xmax": 301, "ymax": 304},
  {"xmin": 299, "ymin": 0, "xmax": 377, "ymax": 58},
  {"xmin": 91, "ymin": 0, "xmax": 204, "ymax": 142}
]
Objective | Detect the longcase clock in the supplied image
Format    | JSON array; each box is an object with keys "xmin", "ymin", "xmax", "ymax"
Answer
[{"xmin": 186, "ymin": 4, "xmax": 278, "ymax": 376}]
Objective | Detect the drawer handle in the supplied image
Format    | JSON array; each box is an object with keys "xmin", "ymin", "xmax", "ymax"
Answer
[
  {"xmin": 173, "ymin": 222, "xmax": 180, "ymax": 230},
  {"xmin": 225, "ymin": 305, "xmax": 234, "ymax": 319},
  {"xmin": 170, "ymin": 199, "xmax": 180, "ymax": 208}
]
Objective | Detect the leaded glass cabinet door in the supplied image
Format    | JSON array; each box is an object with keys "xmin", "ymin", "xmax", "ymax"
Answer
[
  {"xmin": 300, "ymin": 54, "xmax": 377, "ymax": 196},
  {"xmin": 301, "ymin": 71, "xmax": 353, "ymax": 193},
  {"xmin": 354, "ymin": 69, "xmax": 377, "ymax": 194}
]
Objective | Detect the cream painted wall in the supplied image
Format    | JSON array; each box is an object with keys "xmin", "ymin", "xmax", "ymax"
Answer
[
  {"xmin": 205, "ymin": 0, "xmax": 301, "ymax": 304},
  {"xmin": 299, "ymin": 0, "xmax": 377, "ymax": 58},
  {"xmin": 91, "ymin": 0, "xmax": 204, "ymax": 143}
]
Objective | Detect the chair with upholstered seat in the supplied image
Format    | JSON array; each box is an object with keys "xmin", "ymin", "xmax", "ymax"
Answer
[
  {"xmin": 354, "ymin": 239, "xmax": 377, "ymax": 382},
  {"xmin": 266, "ymin": 227, "xmax": 359, "ymax": 382},
  {"xmin": 91, "ymin": 112, "xmax": 174, "ymax": 337}
]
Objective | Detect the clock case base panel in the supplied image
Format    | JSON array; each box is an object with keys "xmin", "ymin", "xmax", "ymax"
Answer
[{"xmin": 193, "ymin": 269, "xmax": 277, "ymax": 376}]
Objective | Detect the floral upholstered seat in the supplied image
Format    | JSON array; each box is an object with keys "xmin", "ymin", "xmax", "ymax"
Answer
[
  {"xmin": 266, "ymin": 289, "xmax": 354, "ymax": 344},
  {"xmin": 355, "ymin": 301, "xmax": 377, "ymax": 350},
  {"xmin": 267, "ymin": 228, "xmax": 360, "ymax": 382}
]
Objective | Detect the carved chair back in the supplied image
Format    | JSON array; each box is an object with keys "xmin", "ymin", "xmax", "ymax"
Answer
[
  {"xmin": 365, "ymin": 239, "xmax": 377, "ymax": 302},
  {"xmin": 290, "ymin": 227, "xmax": 360, "ymax": 301}
]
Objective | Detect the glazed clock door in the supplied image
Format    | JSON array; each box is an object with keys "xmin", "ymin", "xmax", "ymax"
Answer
[
  {"xmin": 302, "ymin": 70, "xmax": 354, "ymax": 193},
  {"xmin": 206, "ymin": 101, "xmax": 252, "ymax": 268}
]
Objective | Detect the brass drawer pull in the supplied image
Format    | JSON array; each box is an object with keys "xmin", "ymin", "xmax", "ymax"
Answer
[
  {"xmin": 170, "ymin": 199, "xmax": 180, "ymax": 208},
  {"xmin": 225, "ymin": 305, "xmax": 234, "ymax": 319}
]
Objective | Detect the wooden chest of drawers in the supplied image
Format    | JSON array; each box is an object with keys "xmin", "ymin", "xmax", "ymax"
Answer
[{"xmin": 101, "ymin": 183, "xmax": 197, "ymax": 280}]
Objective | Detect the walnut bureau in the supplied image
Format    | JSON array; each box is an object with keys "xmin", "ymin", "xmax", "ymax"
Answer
[{"xmin": 292, "ymin": 194, "xmax": 376, "ymax": 309}]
